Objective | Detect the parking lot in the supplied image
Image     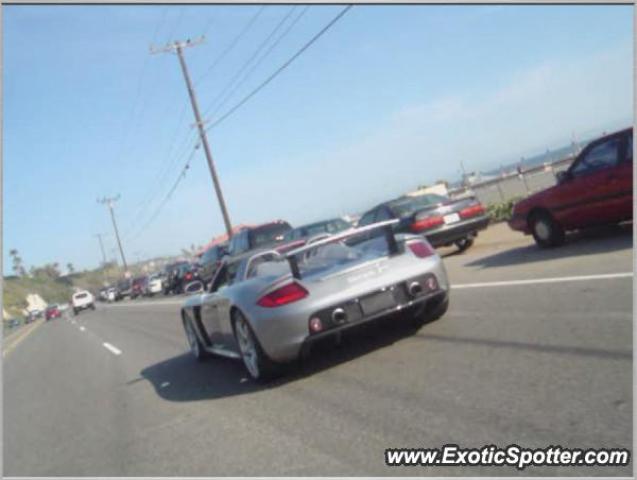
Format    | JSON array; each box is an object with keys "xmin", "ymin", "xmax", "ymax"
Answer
[{"xmin": 3, "ymin": 222, "xmax": 633, "ymax": 476}]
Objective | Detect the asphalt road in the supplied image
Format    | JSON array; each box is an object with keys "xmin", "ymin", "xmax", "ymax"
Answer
[{"xmin": 4, "ymin": 223, "xmax": 633, "ymax": 476}]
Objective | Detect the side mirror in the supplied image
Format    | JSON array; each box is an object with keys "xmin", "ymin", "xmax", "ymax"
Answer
[
  {"xmin": 183, "ymin": 281, "xmax": 204, "ymax": 295},
  {"xmin": 556, "ymin": 171, "xmax": 571, "ymax": 184}
]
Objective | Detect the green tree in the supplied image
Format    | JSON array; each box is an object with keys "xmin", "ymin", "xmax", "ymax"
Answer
[
  {"xmin": 66, "ymin": 263, "xmax": 75, "ymax": 275},
  {"xmin": 9, "ymin": 249, "xmax": 26, "ymax": 277}
]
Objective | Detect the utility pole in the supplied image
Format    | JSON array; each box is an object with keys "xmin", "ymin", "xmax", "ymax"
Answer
[
  {"xmin": 94, "ymin": 233, "xmax": 108, "ymax": 266},
  {"xmin": 151, "ymin": 36, "xmax": 234, "ymax": 239},
  {"xmin": 98, "ymin": 195, "xmax": 128, "ymax": 272}
]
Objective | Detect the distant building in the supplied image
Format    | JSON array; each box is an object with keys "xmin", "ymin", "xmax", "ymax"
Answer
[
  {"xmin": 24, "ymin": 293, "xmax": 47, "ymax": 314},
  {"xmin": 406, "ymin": 181, "xmax": 449, "ymax": 198}
]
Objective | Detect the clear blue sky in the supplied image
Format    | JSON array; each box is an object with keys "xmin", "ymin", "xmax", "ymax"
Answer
[{"xmin": 3, "ymin": 5, "xmax": 632, "ymax": 272}]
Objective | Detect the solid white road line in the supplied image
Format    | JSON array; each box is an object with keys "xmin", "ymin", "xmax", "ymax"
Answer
[
  {"xmin": 452, "ymin": 272, "xmax": 633, "ymax": 289},
  {"xmin": 102, "ymin": 342, "xmax": 122, "ymax": 355}
]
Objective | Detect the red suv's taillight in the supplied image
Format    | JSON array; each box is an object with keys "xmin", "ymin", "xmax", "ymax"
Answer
[
  {"xmin": 408, "ymin": 240, "xmax": 436, "ymax": 258},
  {"xmin": 410, "ymin": 216, "xmax": 444, "ymax": 232},
  {"xmin": 459, "ymin": 203, "xmax": 485, "ymax": 219},
  {"xmin": 185, "ymin": 273, "xmax": 193, "ymax": 281},
  {"xmin": 257, "ymin": 282, "xmax": 309, "ymax": 308}
]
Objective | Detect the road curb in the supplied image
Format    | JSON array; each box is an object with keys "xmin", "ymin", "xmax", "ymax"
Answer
[{"xmin": 3, "ymin": 318, "xmax": 45, "ymax": 357}]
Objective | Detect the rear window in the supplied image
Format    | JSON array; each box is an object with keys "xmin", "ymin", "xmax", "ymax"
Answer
[
  {"xmin": 73, "ymin": 292, "xmax": 88, "ymax": 300},
  {"xmin": 389, "ymin": 194, "xmax": 448, "ymax": 217},
  {"xmin": 250, "ymin": 223, "xmax": 291, "ymax": 249}
]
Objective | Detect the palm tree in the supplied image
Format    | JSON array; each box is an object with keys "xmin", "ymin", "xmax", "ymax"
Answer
[{"xmin": 9, "ymin": 249, "xmax": 25, "ymax": 276}]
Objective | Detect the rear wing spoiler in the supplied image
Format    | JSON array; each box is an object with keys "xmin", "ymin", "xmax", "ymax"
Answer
[{"xmin": 285, "ymin": 219, "xmax": 400, "ymax": 279}]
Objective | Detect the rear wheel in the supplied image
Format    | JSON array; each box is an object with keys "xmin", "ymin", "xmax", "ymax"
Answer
[
  {"xmin": 183, "ymin": 317, "xmax": 206, "ymax": 361},
  {"xmin": 233, "ymin": 311, "xmax": 277, "ymax": 382},
  {"xmin": 454, "ymin": 237, "xmax": 474, "ymax": 252},
  {"xmin": 90, "ymin": 303, "xmax": 95, "ymax": 311},
  {"xmin": 529, "ymin": 211, "xmax": 565, "ymax": 247},
  {"xmin": 73, "ymin": 308, "xmax": 78, "ymax": 316}
]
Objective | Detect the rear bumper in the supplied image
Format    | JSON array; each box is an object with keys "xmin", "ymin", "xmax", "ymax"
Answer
[
  {"xmin": 251, "ymin": 260, "xmax": 449, "ymax": 363},
  {"xmin": 424, "ymin": 214, "xmax": 490, "ymax": 246}
]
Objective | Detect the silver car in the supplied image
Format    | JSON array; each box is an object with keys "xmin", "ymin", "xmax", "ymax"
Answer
[{"xmin": 180, "ymin": 220, "xmax": 450, "ymax": 381}]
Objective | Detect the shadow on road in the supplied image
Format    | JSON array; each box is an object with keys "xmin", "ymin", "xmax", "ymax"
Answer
[
  {"xmin": 139, "ymin": 313, "xmax": 424, "ymax": 402},
  {"xmin": 466, "ymin": 223, "xmax": 632, "ymax": 269}
]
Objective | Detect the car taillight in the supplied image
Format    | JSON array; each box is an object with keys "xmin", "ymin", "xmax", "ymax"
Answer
[
  {"xmin": 410, "ymin": 216, "xmax": 444, "ymax": 232},
  {"xmin": 459, "ymin": 203, "xmax": 485, "ymax": 218},
  {"xmin": 185, "ymin": 273, "xmax": 192, "ymax": 281},
  {"xmin": 408, "ymin": 240, "xmax": 436, "ymax": 258},
  {"xmin": 257, "ymin": 282, "xmax": 309, "ymax": 308}
]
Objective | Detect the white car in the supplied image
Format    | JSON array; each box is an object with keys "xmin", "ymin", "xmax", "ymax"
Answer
[
  {"xmin": 71, "ymin": 290, "xmax": 95, "ymax": 315},
  {"xmin": 147, "ymin": 274, "xmax": 163, "ymax": 296},
  {"xmin": 106, "ymin": 287, "xmax": 117, "ymax": 303}
]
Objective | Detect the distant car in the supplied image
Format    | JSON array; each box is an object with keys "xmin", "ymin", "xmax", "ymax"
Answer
[
  {"xmin": 146, "ymin": 274, "xmax": 163, "ymax": 296},
  {"xmin": 509, "ymin": 128, "xmax": 633, "ymax": 247},
  {"xmin": 71, "ymin": 290, "xmax": 95, "ymax": 315},
  {"xmin": 358, "ymin": 194, "xmax": 489, "ymax": 251},
  {"xmin": 45, "ymin": 304, "xmax": 61, "ymax": 321},
  {"xmin": 226, "ymin": 220, "xmax": 292, "ymax": 257},
  {"xmin": 282, "ymin": 218, "xmax": 353, "ymax": 249},
  {"xmin": 116, "ymin": 278, "xmax": 132, "ymax": 301},
  {"xmin": 199, "ymin": 244, "xmax": 228, "ymax": 288},
  {"xmin": 106, "ymin": 287, "xmax": 117, "ymax": 302},
  {"xmin": 131, "ymin": 276, "xmax": 148, "ymax": 299},
  {"xmin": 180, "ymin": 220, "xmax": 450, "ymax": 381},
  {"xmin": 162, "ymin": 261, "xmax": 190, "ymax": 295},
  {"xmin": 164, "ymin": 262, "xmax": 200, "ymax": 295},
  {"xmin": 8, "ymin": 318, "xmax": 21, "ymax": 328}
]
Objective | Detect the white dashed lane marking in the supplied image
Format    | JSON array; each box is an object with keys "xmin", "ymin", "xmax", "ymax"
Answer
[
  {"xmin": 452, "ymin": 272, "xmax": 633, "ymax": 289},
  {"xmin": 102, "ymin": 342, "xmax": 122, "ymax": 356}
]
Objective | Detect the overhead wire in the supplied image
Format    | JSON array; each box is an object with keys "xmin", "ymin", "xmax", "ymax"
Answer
[
  {"xmin": 206, "ymin": 6, "xmax": 310, "ymax": 121},
  {"xmin": 206, "ymin": 5, "xmax": 352, "ymax": 132},
  {"xmin": 194, "ymin": 5, "xmax": 266, "ymax": 86},
  {"xmin": 201, "ymin": 6, "xmax": 297, "ymax": 119}
]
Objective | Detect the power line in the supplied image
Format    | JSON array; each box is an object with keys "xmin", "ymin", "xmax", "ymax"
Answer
[
  {"xmin": 207, "ymin": 6, "xmax": 310, "ymax": 120},
  {"xmin": 129, "ymin": 144, "xmax": 200, "ymax": 240},
  {"xmin": 201, "ymin": 6, "xmax": 297, "ymax": 119},
  {"xmin": 194, "ymin": 5, "xmax": 266, "ymax": 86},
  {"xmin": 206, "ymin": 5, "xmax": 352, "ymax": 131}
]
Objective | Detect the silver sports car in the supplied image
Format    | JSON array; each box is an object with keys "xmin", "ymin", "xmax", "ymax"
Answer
[{"xmin": 180, "ymin": 220, "xmax": 450, "ymax": 381}]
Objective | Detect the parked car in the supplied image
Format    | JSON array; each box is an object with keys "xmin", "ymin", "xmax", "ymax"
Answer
[
  {"xmin": 146, "ymin": 273, "xmax": 163, "ymax": 296},
  {"xmin": 358, "ymin": 193, "xmax": 489, "ymax": 251},
  {"xmin": 45, "ymin": 304, "xmax": 62, "ymax": 321},
  {"xmin": 199, "ymin": 244, "xmax": 228, "ymax": 288},
  {"xmin": 116, "ymin": 278, "xmax": 132, "ymax": 301},
  {"xmin": 131, "ymin": 276, "xmax": 149, "ymax": 299},
  {"xmin": 282, "ymin": 218, "xmax": 353, "ymax": 249},
  {"xmin": 180, "ymin": 220, "xmax": 449, "ymax": 381},
  {"xmin": 226, "ymin": 220, "xmax": 292, "ymax": 257},
  {"xmin": 71, "ymin": 290, "xmax": 95, "ymax": 315},
  {"xmin": 509, "ymin": 128, "xmax": 633, "ymax": 247},
  {"xmin": 164, "ymin": 262, "xmax": 200, "ymax": 295},
  {"xmin": 106, "ymin": 287, "xmax": 117, "ymax": 302}
]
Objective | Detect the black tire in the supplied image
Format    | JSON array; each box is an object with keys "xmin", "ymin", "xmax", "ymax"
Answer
[
  {"xmin": 182, "ymin": 316, "xmax": 207, "ymax": 362},
  {"xmin": 90, "ymin": 303, "xmax": 95, "ymax": 311},
  {"xmin": 412, "ymin": 294, "xmax": 449, "ymax": 328},
  {"xmin": 529, "ymin": 211, "xmax": 565, "ymax": 248},
  {"xmin": 232, "ymin": 310, "xmax": 278, "ymax": 382},
  {"xmin": 73, "ymin": 308, "xmax": 78, "ymax": 316},
  {"xmin": 454, "ymin": 237, "xmax": 474, "ymax": 252}
]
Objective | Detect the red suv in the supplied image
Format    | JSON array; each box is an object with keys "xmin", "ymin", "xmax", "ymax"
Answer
[{"xmin": 509, "ymin": 128, "xmax": 633, "ymax": 247}]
